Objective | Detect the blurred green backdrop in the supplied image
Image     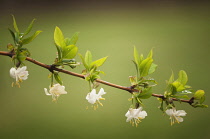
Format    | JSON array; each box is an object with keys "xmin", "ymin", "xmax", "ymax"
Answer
[{"xmin": 0, "ymin": 1, "xmax": 210, "ymax": 139}]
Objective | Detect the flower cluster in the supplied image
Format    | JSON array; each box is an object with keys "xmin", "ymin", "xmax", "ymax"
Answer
[
  {"xmin": 10, "ymin": 66, "xmax": 29, "ymax": 87},
  {"xmin": 86, "ymin": 88, "xmax": 106, "ymax": 110}
]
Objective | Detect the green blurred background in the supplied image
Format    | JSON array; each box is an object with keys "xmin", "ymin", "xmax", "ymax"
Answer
[{"xmin": 0, "ymin": 0, "xmax": 210, "ymax": 139}]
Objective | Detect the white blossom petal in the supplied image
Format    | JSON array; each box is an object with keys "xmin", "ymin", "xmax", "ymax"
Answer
[
  {"xmin": 98, "ymin": 88, "xmax": 106, "ymax": 96},
  {"xmin": 44, "ymin": 88, "xmax": 51, "ymax": 96},
  {"xmin": 176, "ymin": 117, "xmax": 184, "ymax": 123},
  {"xmin": 10, "ymin": 67, "xmax": 16, "ymax": 79},
  {"xmin": 176, "ymin": 110, "xmax": 187, "ymax": 117}
]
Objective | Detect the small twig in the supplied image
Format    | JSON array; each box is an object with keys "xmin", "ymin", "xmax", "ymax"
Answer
[{"xmin": 0, "ymin": 51, "xmax": 192, "ymax": 104}]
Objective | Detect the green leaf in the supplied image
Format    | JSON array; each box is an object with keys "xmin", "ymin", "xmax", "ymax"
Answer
[
  {"xmin": 54, "ymin": 26, "xmax": 66, "ymax": 48},
  {"xmin": 62, "ymin": 45, "xmax": 78, "ymax": 59},
  {"xmin": 139, "ymin": 57, "xmax": 153, "ymax": 77},
  {"xmin": 200, "ymin": 96, "xmax": 205, "ymax": 104},
  {"xmin": 79, "ymin": 54, "xmax": 88, "ymax": 69},
  {"xmin": 147, "ymin": 48, "xmax": 153, "ymax": 58},
  {"xmin": 148, "ymin": 63, "xmax": 157, "ymax": 75},
  {"xmin": 21, "ymin": 30, "xmax": 42, "ymax": 44},
  {"xmin": 168, "ymin": 71, "xmax": 174, "ymax": 84},
  {"xmin": 85, "ymin": 51, "xmax": 92, "ymax": 70},
  {"xmin": 172, "ymin": 81, "xmax": 185, "ymax": 92},
  {"xmin": 140, "ymin": 54, "xmax": 144, "ymax": 63},
  {"xmin": 24, "ymin": 19, "xmax": 36, "ymax": 36},
  {"xmin": 129, "ymin": 76, "xmax": 137, "ymax": 86},
  {"xmin": 192, "ymin": 103, "xmax": 208, "ymax": 108},
  {"xmin": 90, "ymin": 56, "xmax": 108, "ymax": 68},
  {"xmin": 55, "ymin": 44, "xmax": 62, "ymax": 61},
  {"xmin": 65, "ymin": 32, "xmax": 79, "ymax": 45},
  {"xmin": 194, "ymin": 90, "xmax": 205, "ymax": 100},
  {"xmin": 138, "ymin": 87, "xmax": 152, "ymax": 99},
  {"xmin": 177, "ymin": 70, "xmax": 188, "ymax": 85},
  {"xmin": 12, "ymin": 15, "xmax": 19, "ymax": 33},
  {"xmin": 133, "ymin": 46, "xmax": 140, "ymax": 66},
  {"xmin": 132, "ymin": 60, "xmax": 139, "ymax": 76},
  {"xmin": 54, "ymin": 73, "xmax": 63, "ymax": 85},
  {"xmin": 17, "ymin": 50, "xmax": 30, "ymax": 62},
  {"xmin": 7, "ymin": 43, "xmax": 14, "ymax": 51},
  {"xmin": 8, "ymin": 28, "xmax": 15, "ymax": 43},
  {"xmin": 14, "ymin": 32, "xmax": 20, "ymax": 44}
]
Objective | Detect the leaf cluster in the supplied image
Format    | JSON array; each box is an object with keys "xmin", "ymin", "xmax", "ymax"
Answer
[
  {"xmin": 160, "ymin": 70, "xmax": 208, "ymax": 110},
  {"xmin": 54, "ymin": 26, "xmax": 79, "ymax": 68},
  {"xmin": 79, "ymin": 51, "xmax": 108, "ymax": 82},
  {"xmin": 129, "ymin": 47, "xmax": 158, "ymax": 107},
  {"xmin": 8, "ymin": 15, "xmax": 42, "ymax": 64}
]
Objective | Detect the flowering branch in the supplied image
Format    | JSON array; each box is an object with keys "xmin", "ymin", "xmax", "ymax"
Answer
[
  {"xmin": 0, "ymin": 51, "xmax": 194, "ymax": 104},
  {"xmin": 0, "ymin": 16, "xmax": 208, "ymax": 126}
]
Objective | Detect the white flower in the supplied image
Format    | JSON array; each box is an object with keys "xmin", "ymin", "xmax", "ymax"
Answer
[
  {"xmin": 44, "ymin": 84, "xmax": 67, "ymax": 101},
  {"xmin": 86, "ymin": 88, "xmax": 106, "ymax": 109},
  {"xmin": 125, "ymin": 107, "xmax": 147, "ymax": 127},
  {"xmin": 165, "ymin": 108, "xmax": 187, "ymax": 125},
  {"xmin": 10, "ymin": 66, "xmax": 29, "ymax": 87}
]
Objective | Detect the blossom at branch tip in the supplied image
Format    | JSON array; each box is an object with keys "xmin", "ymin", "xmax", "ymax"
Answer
[
  {"xmin": 10, "ymin": 66, "xmax": 29, "ymax": 87},
  {"xmin": 86, "ymin": 88, "xmax": 106, "ymax": 109},
  {"xmin": 165, "ymin": 108, "xmax": 187, "ymax": 125},
  {"xmin": 44, "ymin": 83, "xmax": 67, "ymax": 101},
  {"xmin": 125, "ymin": 107, "xmax": 147, "ymax": 127}
]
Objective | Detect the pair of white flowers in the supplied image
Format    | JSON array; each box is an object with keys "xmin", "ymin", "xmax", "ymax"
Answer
[
  {"xmin": 44, "ymin": 84, "xmax": 107, "ymax": 105},
  {"xmin": 10, "ymin": 66, "xmax": 29, "ymax": 87},
  {"xmin": 125, "ymin": 107, "xmax": 187, "ymax": 126}
]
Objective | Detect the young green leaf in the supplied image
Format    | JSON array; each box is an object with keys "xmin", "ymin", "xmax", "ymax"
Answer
[
  {"xmin": 79, "ymin": 54, "xmax": 88, "ymax": 69},
  {"xmin": 138, "ymin": 87, "xmax": 152, "ymax": 99},
  {"xmin": 66, "ymin": 32, "xmax": 79, "ymax": 45},
  {"xmin": 147, "ymin": 49, "xmax": 153, "ymax": 58},
  {"xmin": 90, "ymin": 56, "xmax": 108, "ymax": 68},
  {"xmin": 177, "ymin": 70, "xmax": 188, "ymax": 86},
  {"xmin": 148, "ymin": 63, "xmax": 157, "ymax": 75},
  {"xmin": 200, "ymin": 96, "xmax": 205, "ymax": 104},
  {"xmin": 54, "ymin": 26, "xmax": 66, "ymax": 48},
  {"xmin": 14, "ymin": 32, "xmax": 20, "ymax": 44},
  {"xmin": 8, "ymin": 28, "xmax": 16, "ymax": 43},
  {"xmin": 172, "ymin": 81, "xmax": 185, "ymax": 92},
  {"xmin": 54, "ymin": 73, "xmax": 63, "ymax": 85},
  {"xmin": 24, "ymin": 19, "xmax": 36, "ymax": 36},
  {"xmin": 139, "ymin": 57, "xmax": 153, "ymax": 77},
  {"xmin": 168, "ymin": 71, "xmax": 174, "ymax": 84},
  {"xmin": 62, "ymin": 45, "xmax": 78, "ymax": 59},
  {"xmin": 12, "ymin": 15, "xmax": 19, "ymax": 33},
  {"xmin": 194, "ymin": 90, "xmax": 205, "ymax": 100},
  {"xmin": 85, "ymin": 51, "xmax": 92, "ymax": 70},
  {"xmin": 55, "ymin": 44, "xmax": 62, "ymax": 61},
  {"xmin": 17, "ymin": 50, "xmax": 30, "ymax": 62},
  {"xmin": 21, "ymin": 30, "xmax": 42, "ymax": 44}
]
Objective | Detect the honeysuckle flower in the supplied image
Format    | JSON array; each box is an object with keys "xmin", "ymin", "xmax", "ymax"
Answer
[
  {"xmin": 125, "ymin": 107, "xmax": 147, "ymax": 127},
  {"xmin": 86, "ymin": 88, "xmax": 106, "ymax": 109},
  {"xmin": 10, "ymin": 66, "xmax": 29, "ymax": 87},
  {"xmin": 44, "ymin": 83, "xmax": 67, "ymax": 101},
  {"xmin": 165, "ymin": 108, "xmax": 187, "ymax": 125}
]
